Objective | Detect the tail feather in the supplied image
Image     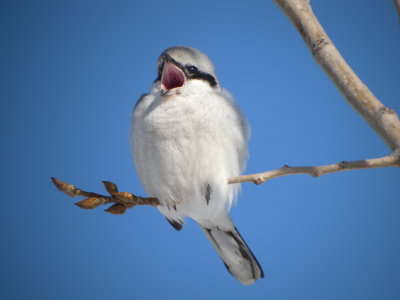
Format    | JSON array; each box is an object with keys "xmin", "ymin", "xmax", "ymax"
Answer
[
  {"xmin": 166, "ymin": 217, "xmax": 183, "ymax": 231},
  {"xmin": 201, "ymin": 225, "xmax": 264, "ymax": 285}
]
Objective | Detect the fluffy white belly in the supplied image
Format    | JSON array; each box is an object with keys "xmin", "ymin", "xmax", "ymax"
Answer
[{"xmin": 132, "ymin": 87, "xmax": 247, "ymax": 224}]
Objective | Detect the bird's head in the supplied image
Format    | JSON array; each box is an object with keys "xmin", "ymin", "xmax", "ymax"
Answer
[{"xmin": 156, "ymin": 46, "xmax": 219, "ymax": 94}]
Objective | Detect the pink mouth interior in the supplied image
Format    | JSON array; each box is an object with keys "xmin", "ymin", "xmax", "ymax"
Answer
[{"xmin": 161, "ymin": 62, "xmax": 186, "ymax": 91}]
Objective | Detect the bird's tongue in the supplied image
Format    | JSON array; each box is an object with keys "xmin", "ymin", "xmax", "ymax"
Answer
[{"xmin": 161, "ymin": 62, "xmax": 186, "ymax": 91}]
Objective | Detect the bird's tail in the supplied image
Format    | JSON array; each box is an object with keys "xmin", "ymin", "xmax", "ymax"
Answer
[{"xmin": 200, "ymin": 223, "xmax": 264, "ymax": 285}]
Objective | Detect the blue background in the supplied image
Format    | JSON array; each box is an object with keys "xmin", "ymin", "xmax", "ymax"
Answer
[{"xmin": 1, "ymin": 0, "xmax": 400, "ymax": 299}]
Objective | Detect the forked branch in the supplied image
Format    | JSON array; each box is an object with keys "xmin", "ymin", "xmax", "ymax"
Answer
[
  {"xmin": 273, "ymin": 0, "xmax": 400, "ymax": 151},
  {"xmin": 230, "ymin": 0, "xmax": 400, "ymax": 185}
]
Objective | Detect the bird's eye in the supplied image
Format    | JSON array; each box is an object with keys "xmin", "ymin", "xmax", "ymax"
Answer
[{"xmin": 186, "ymin": 65, "xmax": 199, "ymax": 74}]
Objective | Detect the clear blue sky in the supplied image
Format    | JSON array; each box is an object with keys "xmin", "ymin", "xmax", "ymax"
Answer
[{"xmin": 1, "ymin": 1, "xmax": 400, "ymax": 299}]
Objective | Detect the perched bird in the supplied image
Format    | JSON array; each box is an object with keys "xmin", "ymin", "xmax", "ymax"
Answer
[{"xmin": 131, "ymin": 46, "xmax": 263, "ymax": 285}]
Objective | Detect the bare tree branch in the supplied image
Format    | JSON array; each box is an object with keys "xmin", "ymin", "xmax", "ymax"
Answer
[
  {"xmin": 53, "ymin": 149, "xmax": 400, "ymax": 210},
  {"xmin": 229, "ymin": 151, "xmax": 400, "ymax": 185},
  {"xmin": 228, "ymin": 0, "xmax": 400, "ymax": 186},
  {"xmin": 273, "ymin": 0, "xmax": 400, "ymax": 151},
  {"xmin": 51, "ymin": 177, "xmax": 159, "ymax": 214}
]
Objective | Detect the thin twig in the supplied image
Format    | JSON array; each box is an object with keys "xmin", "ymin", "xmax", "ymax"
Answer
[
  {"xmin": 52, "ymin": 151, "xmax": 400, "ymax": 210},
  {"xmin": 228, "ymin": 151, "xmax": 400, "ymax": 185},
  {"xmin": 51, "ymin": 177, "xmax": 159, "ymax": 214}
]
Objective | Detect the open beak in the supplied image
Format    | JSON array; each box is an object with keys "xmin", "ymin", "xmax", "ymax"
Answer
[{"xmin": 161, "ymin": 61, "xmax": 186, "ymax": 91}]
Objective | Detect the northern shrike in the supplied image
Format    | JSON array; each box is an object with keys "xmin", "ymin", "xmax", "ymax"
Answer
[{"xmin": 131, "ymin": 46, "xmax": 263, "ymax": 285}]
